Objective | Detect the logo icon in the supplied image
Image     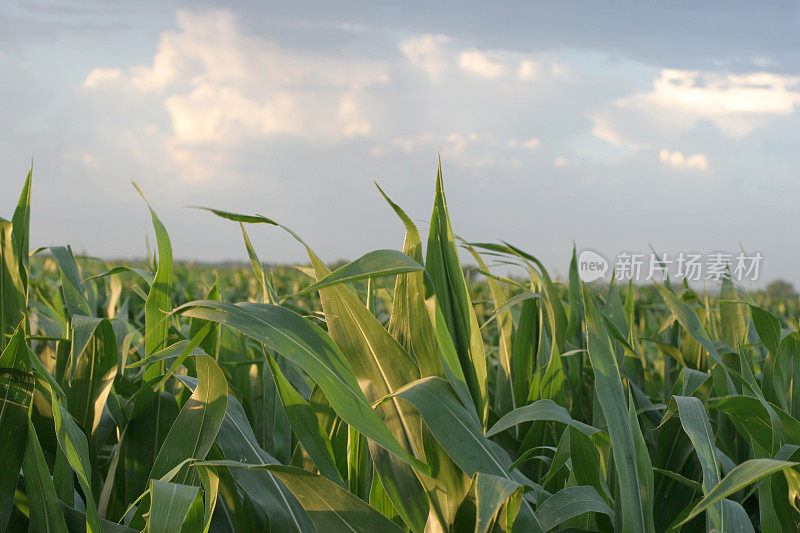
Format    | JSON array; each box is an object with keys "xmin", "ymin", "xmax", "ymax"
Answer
[{"xmin": 578, "ymin": 250, "xmax": 608, "ymax": 282}]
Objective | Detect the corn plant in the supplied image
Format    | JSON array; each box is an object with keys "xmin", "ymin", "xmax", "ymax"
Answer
[{"xmin": 1, "ymin": 162, "xmax": 800, "ymax": 532}]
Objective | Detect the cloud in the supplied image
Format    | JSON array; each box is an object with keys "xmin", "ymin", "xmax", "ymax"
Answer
[
  {"xmin": 594, "ymin": 69, "xmax": 800, "ymax": 146},
  {"xmin": 590, "ymin": 115, "xmax": 634, "ymax": 147},
  {"xmin": 163, "ymin": 85, "xmax": 300, "ymax": 143},
  {"xmin": 642, "ymin": 70, "xmax": 800, "ymax": 117},
  {"xmin": 84, "ymin": 16, "xmax": 577, "ymax": 183},
  {"xmin": 517, "ymin": 60, "xmax": 538, "ymax": 81},
  {"xmin": 392, "ymin": 132, "xmax": 479, "ymax": 157},
  {"xmin": 399, "ymin": 34, "xmax": 450, "ymax": 83},
  {"xmin": 338, "ymin": 92, "xmax": 373, "ymax": 137},
  {"xmin": 508, "ymin": 137, "xmax": 540, "ymax": 149},
  {"xmin": 82, "ymin": 68, "xmax": 124, "ymax": 88},
  {"xmin": 458, "ymin": 50, "xmax": 506, "ymax": 80},
  {"xmin": 658, "ymin": 149, "xmax": 709, "ymax": 171},
  {"xmin": 400, "ymin": 34, "xmax": 567, "ymax": 86},
  {"xmin": 445, "ymin": 132, "xmax": 480, "ymax": 156},
  {"xmin": 388, "ymin": 131, "xmax": 535, "ymax": 170},
  {"xmin": 62, "ymin": 152, "xmax": 97, "ymax": 167},
  {"xmin": 554, "ymin": 156, "xmax": 577, "ymax": 168},
  {"xmin": 83, "ymin": 9, "xmax": 387, "ymax": 165}
]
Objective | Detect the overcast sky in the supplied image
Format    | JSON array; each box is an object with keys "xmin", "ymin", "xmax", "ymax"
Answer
[{"xmin": 1, "ymin": 1, "xmax": 799, "ymax": 286}]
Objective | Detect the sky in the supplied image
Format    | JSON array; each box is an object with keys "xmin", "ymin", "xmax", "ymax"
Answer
[{"xmin": 1, "ymin": 1, "xmax": 799, "ymax": 286}]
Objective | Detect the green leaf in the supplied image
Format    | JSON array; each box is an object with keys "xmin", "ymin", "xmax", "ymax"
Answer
[
  {"xmin": 266, "ymin": 352, "xmax": 343, "ymax": 485},
  {"xmin": 653, "ymin": 283, "xmax": 723, "ymax": 366},
  {"xmin": 474, "ymin": 473, "xmax": 519, "ymax": 533},
  {"xmin": 710, "ymin": 395, "xmax": 800, "ymax": 452},
  {"xmin": 465, "ymin": 244, "xmax": 516, "ymax": 414},
  {"xmin": 379, "ymin": 180, "xmax": 448, "ymax": 378},
  {"xmin": 51, "ymin": 395, "xmax": 102, "ymax": 533},
  {"xmin": 502, "ymin": 242, "xmax": 568, "ymax": 351},
  {"xmin": 487, "ymin": 399, "xmax": 599, "ymax": 438},
  {"xmin": 425, "ymin": 162, "xmax": 488, "ymax": 423},
  {"xmin": 582, "ymin": 284, "xmax": 654, "ymax": 532},
  {"xmin": 390, "ymin": 376, "xmax": 544, "ymax": 532},
  {"xmin": 681, "ymin": 459, "xmax": 799, "ymax": 525},
  {"xmin": 0, "ymin": 169, "xmax": 31, "ymax": 353},
  {"xmin": 565, "ymin": 245, "xmax": 581, "ymax": 339},
  {"xmin": 135, "ymin": 185, "xmax": 173, "ymax": 363},
  {"xmin": 569, "ymin": 426, "xmax": 613, "ymax": 503},
  {"xmin": 191, "ymin": 207, "xmax": 278, "ymax": 225},
  {"xmin": 238, "ymin": 223, "xmax": 275, "ymax": 304},
  {"xmin": 747, "ymin": 303, "xmax": 783, "ymax": 404},
  {"xmin": 177, "ymin": 300, "xmax": 428, "ymax": 474},
  {"xmin": 49, "ymin": 246, "xmax": 91, "ymax": 317},
  {"xmin": 392, "ymin": 377, "xmax": 512, "ymax": 478},
  {"xmin": 21, "ymin": 419, "xmax": 69, "ymax": 533},
  {"xmin": 201, "ymin": 461, "xmax": 405, "ymax": 533},
  {"xmin": 0, "ymin": 324, "xmax": 35, "ymax": 530},
  {"xmin": 673, "ymin": 395, "xmax": 724, "ymax": 529},
  {"xmin": 628, "ymin": 390, "xmax": 655, "ymax": 530},
  {"xmin": 719, "ymin": 277, "xmax": 747, "ymax": 351},
  {"xmin": 298, "ymin": 249, "xmax": 424, "ymax": 295},
  {"xmin": 123, "ymin": 391, "xmax": 179, "ymax": 504},
  {"xmin": 82, "ymin": 265, "xmax": 154, "ymax": 287},
  {"xmin": 0, "ymin": 221, "xmax": 27, "ymax": 353},
  {"xmin": 511, "ymin": 297, "xmax": 538, "ymax": 415},
  {"xmin": 195, "ymin": 465, "xmax": 219, "ymax": 533},
  {"xmin": 776, "ymin": 332, "xmax": 800, "ymax": 419},
  {"xmin": 652, "ymin": 468, "xmax": 703, "ymax": 494},
  {"xmin": 748, "ymin": 304, "xmax": 781, "ymax": 357},
  {"xmin": 65, "ymin": 316, "xmax": 118, "ymax": 434},
  {"xmin": 60, "ymin": 503, "xmax": 137, "ymax": 533},
  {"xmin": 378, "ymin": 184, "xmax": 471, "ymax": 529},
  {"xmin": 303, "ymin": 247, "xmax": 430, "ymax": 531},
  {"xmin": 148, "ymin": 480, "xmax": 199, "ymax": 533},
  {"xmin": 11, "ymin": 166, "xmax": 31, "ymax": 292},
  {"xmin": 179, "ymin": 375, "xmax": 313, "ymax": 532},
  {"xmin": 150, "ymin": 353, "xmax": 228, "ymax": 483},
  {"xmin": 536, "ymin": 486, "xmax": 613, "ymax": 532}
]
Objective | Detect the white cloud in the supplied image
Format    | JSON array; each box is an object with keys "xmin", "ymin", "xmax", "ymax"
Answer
[
  {"xmin": 399, "ymin": 34, "xmax": 450, "ymax": 83},
  {"xmin": 658, "ymin": 149, "xmax": 709, "ymax": 171},
  {"xmin": 591, "ymin": 115, "xmax": 635, "ymax": 147},
  {"xmin": 83, "ymin": 68, "xmax": 124, "ymax": 88},
  {"xmin": 84, "ymin": 11, "xmax": 386, "ymax": 142},
  {"xmin": 614, "ymin": 69, "xmax": 800, "ymax": 139},
  {"xmin": 399, "ymin": 34, "xmax": 568, "ymax": 87},
  {"xmin": 338, "ymin": 93, "xmax": 372, "ymax": 137},
  {"xmin": 389, "ymin": 132, "xmax": 541, "ymax": 171},
  {"xmin": 554, "ymin": 156, "xmax": 577, "ymax": 168},
  {"xmin": 392, "ymin": 132, "xmax": 479, "ymax": 157},
  {"xmin": 82, "ymin": 10, "xmax": 388, "ymax": 179},
  {"xmin": 391, "ymin": 132, "xmax": 515, "ymax": 169},
  {"xmin": 648, "ymin": 70, "xmax": 799, "ymax": 115},
  {"xmin": 62, "ymin": 152, "xmax": 97, "ymax": 167},
  {"xmin": 392, "ymin": 132, "xmax": 436, "ymax": 153},
  {"xmin": 517, "ymin": 60, "xmax": 539, "ymax": 81},
  {"xmin": 167, "ymin": 146, "xmax": 227, "ymax": 182},
  {"xmin": 523, "ymin": 138, "xmax": 540, "ymax": 149},
  {"xmin": 163, "ymin": 84, "xmax": 300, "ymax": 143},
  {"xmin": 458, "ymin": 49, "xmax": 506, "ymax": 80},
  {"xmin": 445, "ymin": 132, "xmax": 479, "ymax": 156},
  {"xmin": 549, "ymin": 62, "xmax": 571, "ymax": 78},
  {"xmin": 508, "ymin": 137, "xmax": 540, "ymax": 149}
]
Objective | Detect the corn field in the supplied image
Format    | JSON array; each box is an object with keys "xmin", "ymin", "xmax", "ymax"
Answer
[{"xmin": 2, "ymin": 164, "xmax": 800, "ymax": 532}]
